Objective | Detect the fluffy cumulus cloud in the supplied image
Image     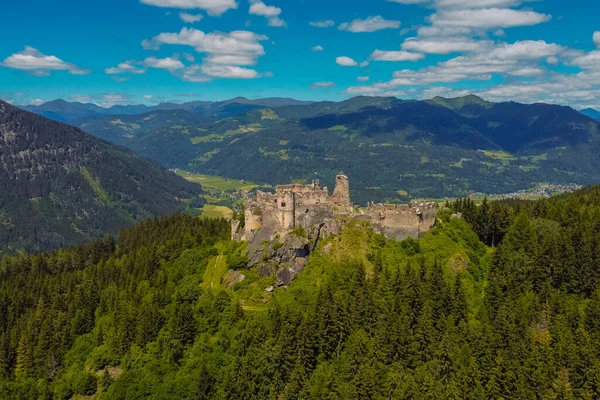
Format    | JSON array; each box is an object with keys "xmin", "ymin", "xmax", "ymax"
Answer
[
  {"xmin": 249, "ymin": 0, "xmax": 286, "ymax": 27},
  {"xmin": 29, "ymin": 99, "xmax": 44, "ymax": 106},
  {"xmin": 310, "ymin": 81, "xmax": 335, "ymax": 88},
  {"xmin": 141, "ymin": 28, "xmax": 268, "ymax": 80},
  {"xmin": 402, "ymin": 37, "xmax": 490, "ymax": 54},
  {"xmin": 339, "ymin": 0, "xmax": 600, "ymax": 108},
  {"xmin": 369, "ymin": 50, "xmax": 425, "ymax": 62},
  {"xmin": 139, "ymin": 0, "xmax": 238, "ymax": 16},
  {"xmin": 179, "ymin": 12, "xmax": 203, "ymax": 23},
  {"xmin": 339, "ymin": 16, "xmax": 401, "ymax": 33},
  {"xmin": 142, "ymin": 28, "xmax": 268, "ymax": 60},
  {"xmin": 200, "ymin": 64, "xmax": 259, "ymax": 78},
  {"xmin": 105, "ymin": 61, "xmax": 145, "ymax": 74},
  {"xmin": 336, "ymin": 56, "xmax": 358, "ymax": 66},
  {"xmin": 1, "ymin": 47, "xmax": 90, "ymax": 75},
  {"xmin": 144, "ymin": 56, "xmax": 185, "ymax": 71},
  {"xmin": 309, "ymin": 20, "xmax": 335, "ymax": 28},
  {"xmin": 428, "ymin": 8, "xmax": 551, "ymax": 29}
]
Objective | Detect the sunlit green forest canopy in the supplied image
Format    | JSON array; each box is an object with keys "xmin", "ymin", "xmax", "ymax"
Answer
[{"xmin": 2, "ymin": 187, "xmax": 600, "ymax": 398}]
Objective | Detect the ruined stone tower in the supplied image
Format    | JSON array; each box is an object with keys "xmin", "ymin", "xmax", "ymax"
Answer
[{"xmin": 331, "ymin": 175, "xmax": 351, "ymax": 212}]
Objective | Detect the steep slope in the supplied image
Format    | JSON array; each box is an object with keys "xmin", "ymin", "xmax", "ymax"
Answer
[
  {"xmin": 0, "ymin": 101, "xmax": 203, "ymax": 254},
  {"xmin": 72, "ymin": 109, "xmax": 210, "ymax": 146}
]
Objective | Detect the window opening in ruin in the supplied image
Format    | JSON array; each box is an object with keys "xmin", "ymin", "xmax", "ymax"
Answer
[{"xmin": 281, "ymin": 202, "xmax": 286, "ymax": 207}]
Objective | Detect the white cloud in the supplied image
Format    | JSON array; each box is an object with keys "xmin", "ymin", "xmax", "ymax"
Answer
[
  {"xmin": 144, "ymin": 95, "xmax": 153, "ymax": 99},
  {"xmin": 139, "ymin": 0, "xmax": 238, "ymax": 16},
  {"xmin": 1, "ymin": 47, "xmax": 90, "ymax": 75},
  {"xmin": 182, "ymin": 65, "xmax": 212, "ymax": 82},
  {"xmin": 180, "ymin": 12, "xmax": 203, "ymax": 23},
  {"xmin": 183, "ymin": 53, "xmax": 196, "ymax": 62},
  {"xmin": 249, "ymin": 0, "xmax": 286, "ymax": 27},
  {"xmin": 435, "ymin": 0, "xmax": 525, "ymax": 8},
  {"xmin": 508, "ymin": 67, "xmax": 544, "ymax": 77},
  {"xmin": 105, "ymin": 61, "xmax": 145, "ymax": 74},
  {"xmin": 142, "ymin": 28, "xmax": 268, "ymax": 61},
  {"xmin": 69, "ymin": 94, "xmax": 93, "ymax": 103},
  {"xmin": 357, "ymin": 76, "xmax": 370, "ymax": 82},
  {"xmin": 312, "ymin": 45, "xmax": 324, "ymax": 52},
  {"xmin": 100, "ymin": 93, "xmax": 132, "ymax": 107},
  {"xmin": 201, "ymin": 64, "xmax": 259, "ymax": 78},
  {"xmin": 144, "ymin": 56, "xmax": 185, "ymax": 71},
  {"xmin": 336, "ymin": 56, "xmax": 358, "ymax": 66},
  {"xmin": 369, "ymin": 50, "xmax": 425, "ymax": 62},
  {"xmin": 359, "ymin": 61, "xmax": 370, "ymax": 67},
  {"xmin": 112, "ymin": 77, "xmax": 131, "ymax": 83},
  {"xmin": 488, "ymin": 40, "xmax": 563, "ymax": 60},
  {"xmin": 310, "ymin": 81, "xmax": 335, "ymax": 88},
  {"xmin": 402, "ymin": 37, "xmax": 489, "ymax": 54},
  {"xmin": 594, "ymin": 31, "xmax": 600, "ymax": 48},
  {"xmin": 29, "ymin": 99, "xmax": 44, "ymax": 106},
  {"xmin": 309, "ymin": 20, "xmax": 334, "ymax": 28},
  {"xmin": 203, "ymin": 54, "xmax": 257, "ymax": 65},
  {"xmin": 339, "ymin": 16, "xmax": 401, "ymax": 33},
  {"xmin": 416, "ymin": 26, "xmax": 472, "ymax": 37},
  {"xmin": 429, "ymin": 8, "xmax": 551, "ymax": 29}
]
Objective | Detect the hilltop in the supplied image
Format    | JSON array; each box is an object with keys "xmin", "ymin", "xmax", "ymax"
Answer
[{"xmin": 0, "ymin": 100, "xmax": 203, "ymax": 254}]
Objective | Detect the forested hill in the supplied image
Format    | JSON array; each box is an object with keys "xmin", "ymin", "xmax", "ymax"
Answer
[
  {"xmin": 72, "ymin": 95, "xmax": 600, "ymax": 203},
  {"xmin": 3, "ymin": 187, "xmax": 600, "ymax": 398},
  {"xmin": 0, "ymin": 101, "xmax": 203, "ymax": 254}
]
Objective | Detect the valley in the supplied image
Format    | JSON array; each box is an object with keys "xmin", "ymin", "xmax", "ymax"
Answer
[{"xmin": 51, "ymin": 95, "xmax": 600, "ymax": 205}]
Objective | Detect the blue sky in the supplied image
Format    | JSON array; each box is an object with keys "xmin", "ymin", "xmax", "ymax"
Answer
[{"xmin": 1, "ymin": 0, "xmax": 600, "ymax": 108}]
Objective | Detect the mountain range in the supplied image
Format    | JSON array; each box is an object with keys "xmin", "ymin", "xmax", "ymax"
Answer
[
  {"xmin": 57, "ymin": 95, "xmax": 600, "ymax": 204},
  {"xmin": 0, "ymin": 100, "xmax": 202, "ymax": 254},
  {"xmin": 23, "ymin": 97, "xmax": 313, "ymax": 123}
]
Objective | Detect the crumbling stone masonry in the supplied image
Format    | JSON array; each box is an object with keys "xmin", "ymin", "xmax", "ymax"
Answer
[{"xmin": 232, "ymin": 175, "xmax": 437, "ymax": 243}]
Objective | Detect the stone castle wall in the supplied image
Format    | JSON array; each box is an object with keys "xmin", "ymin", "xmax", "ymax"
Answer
[
  {"xmin": 233, "ymin": 176, "xmax": 437, "ymax": 243},
  {"xmin": 364, "ymin": 202, "xmax": 437, "ymax": 240}
]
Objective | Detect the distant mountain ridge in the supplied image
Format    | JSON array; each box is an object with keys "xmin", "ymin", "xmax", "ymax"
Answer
[
  {"xmin": 580, "ymin": 108, "xmax": 600, "ymax": 120},
  {"xmin": 21, "ymin": 97, "xmax": 313, "ymax": 122},
  {"xmin": 0, "ymin": 100, "xmax": 203, "ymax": 254},
  {"xmin": 69, "ymin": 95, "xmax": 600, "ymax": 203}
]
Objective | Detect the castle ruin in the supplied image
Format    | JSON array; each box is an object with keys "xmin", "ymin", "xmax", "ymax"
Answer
[{"xmin": 232, "ymin": 175, "xmax": 437, "ymax": 244}]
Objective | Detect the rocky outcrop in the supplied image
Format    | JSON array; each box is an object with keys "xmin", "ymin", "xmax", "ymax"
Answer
[{"xmin": 232, "ymin": 175, "xmax": 438, "ymax": 285}]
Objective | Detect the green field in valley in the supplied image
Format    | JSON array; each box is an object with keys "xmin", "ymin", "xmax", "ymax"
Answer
[{"xmin": 176, "ymin": 170, "xmax": 257, "ymax": 191}]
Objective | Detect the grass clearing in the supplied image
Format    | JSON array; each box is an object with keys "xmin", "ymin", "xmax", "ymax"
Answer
[
  {"xmin": 190, "ymin": 134, "xmax": 223, "ymax": 144},
  {"xmin": 481, "ymin": 150, "xmax": 517, "ymax": 161},
  {"xmin": 202, "ymin": 255, "xmax": 229, "ymax": 291},
  {"xmin": 176, "ymin": 170, "xmax": 257, "ymax": 191},
  {"xmin": 260, "ymin": 109, "xmax": 279, "ymax": 120},
  {"xmin": 201, "ymin": 205, "xmax": 234, "ymax": 219}
]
